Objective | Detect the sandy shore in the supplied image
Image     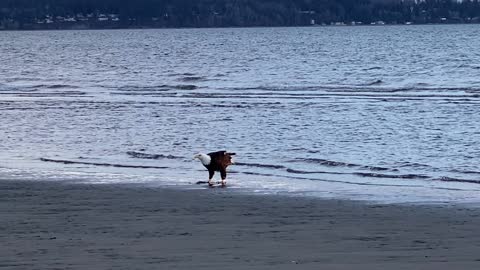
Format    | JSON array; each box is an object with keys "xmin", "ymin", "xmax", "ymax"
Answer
[{"xmin": 1, "ymin": 180, "xmax": 480, "ymax": 269}]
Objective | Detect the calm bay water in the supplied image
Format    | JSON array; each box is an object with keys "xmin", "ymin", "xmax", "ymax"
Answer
[{"xmin": 1, "ymin": 25, "xmax": 480, "ymax": 204}]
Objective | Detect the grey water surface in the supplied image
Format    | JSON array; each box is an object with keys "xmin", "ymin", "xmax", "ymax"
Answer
[{"xmin": 1, "ymin": 25, "xmax": 480, "ymax": 204}]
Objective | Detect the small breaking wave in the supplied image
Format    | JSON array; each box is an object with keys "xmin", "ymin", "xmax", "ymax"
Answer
[
  {"xmin": 436, "ymin": 176, "xmax": 480, "ymax": 184},
  {"xmin": 242, "ymin": 171, "xmax": 278, "ymax": 177},
  {"xmin": 450, "ymin": 169, "xmax": 480, "ymax": 175},
  {"xmin": 291, "ymin": 158, "xmax": 392, "ymax": 171},
  {"xmin": 114, "ymin": 85, "xmax": 170, "ymax": 92},
  {"xmin": 286, "ymin": 168, "xmax": 326, "ymax": 174},
  {"xmin": 242, "ymin": 171, "xmax": 426, "ymax": 188},
  {"xmin": 363, "ymin": 67, "xmax": 382, "ymax": 71},
  {"xmin": 178, "ymin": 76, "xmax": 208, "ymax": 82},
  {"xmin": 18, "ymin": 84, "xmax": 81, "ymax": 90},
  {"xmin": 113, "ymin": 84, "xmax": 198, "ymax": 94},
  {"xmin": 45, "ymin": 84, "xmax": 80, "ymax": 89},
  {"xmin": 0, "ymin": 83, "xmax": 86, "ymax": 97},
  {"xmin": 171, "ymin": 84, "xmax": 198, "ymax": 90},
  {"xmin": 227, "ymin": 84, "xmax": 480, "ymax": 96},
  {"xmin": 292, "ymin": 158, "xmax": 358, "ymax": 167},
  {"xmin": 394, "ymin": 162, "xmax": 435, "ymax": 170},
  {"xmin": 235, "ymin": 162, "xmax": 286, "ymax": 169},
  {"xmin": 40, "ymin": 158, "xmax": 168, "ymax": 169},
  {"xmin": 286, "ymin": 168, "xmax": 345, "ymax": 175},
  {"xmin": 126, "ymin": 151, "xmax": 183, "ymax": 160},
  {"xmin": 366, "ymin": 79, "xmax": 384, "ymax": 86},
  {"xmin": 353, "ymin": 172, "xmax": 429, "ymax": 179},
  {"xmin": 0, "ymin": 91, "xmax": 87, "ymax": 97},
  {"xmin": 236, "ymin": 160, "xmax": 429, "ymax": 180},
  {"xmin": 285, "ymin": 168, "xmax": 427, "ymax": 180}
]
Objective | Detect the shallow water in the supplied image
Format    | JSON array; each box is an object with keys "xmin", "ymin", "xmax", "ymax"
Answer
[{"xmin": 1, "ymin": 25, "xmax": 480, "ymax": 204}]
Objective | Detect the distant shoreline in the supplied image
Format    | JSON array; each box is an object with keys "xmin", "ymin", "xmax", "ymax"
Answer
[
  {"xmin": 2, "ymin": 0, "xmax": 479, "ymax": 33},
  {"xmin": 1, "ymin": 22, "xmax": 479, "ymax": 32}
]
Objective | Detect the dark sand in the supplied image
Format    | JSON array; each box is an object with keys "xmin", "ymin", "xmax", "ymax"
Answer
[{"xmin": 1, "ymin": 180, "xmax": 480, "ymax": 269}]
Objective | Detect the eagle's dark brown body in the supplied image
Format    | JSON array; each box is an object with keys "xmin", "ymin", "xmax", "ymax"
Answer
[
  {"xmin": 194, "ymin": 151, "xmax": 236, "ymax": 186},
  {"xmin": 204, "ymin": 151, "xmax": 235, "ymax": 181}
]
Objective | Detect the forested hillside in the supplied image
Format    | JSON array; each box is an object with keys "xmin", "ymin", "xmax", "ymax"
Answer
[{"xmin": 1, "ymin": 0, "xmax": 480, "ymax": 30}]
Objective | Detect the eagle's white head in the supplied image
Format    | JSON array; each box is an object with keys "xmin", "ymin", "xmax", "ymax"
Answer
[{"xmin": 193, "ymin": 153, "xmax": 211, "ymax": 166}]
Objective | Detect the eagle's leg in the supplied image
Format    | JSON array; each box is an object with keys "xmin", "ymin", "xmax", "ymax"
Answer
[
  {"xmin": 208, "ymin": 170, "xmax": 215, "ymax": 187},
  {"xmin": 220, "ymin": 169, "xmax": 227, "ymax": 187}
]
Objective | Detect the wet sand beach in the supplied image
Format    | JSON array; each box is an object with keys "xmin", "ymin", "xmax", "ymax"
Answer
[{"xmin": 1, "ymin": 179, "xmax": 480, "ymax": 269}]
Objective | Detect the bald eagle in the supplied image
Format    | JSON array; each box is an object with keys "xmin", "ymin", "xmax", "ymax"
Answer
[{"xmin": 194, "ymin": 151, "xmax": 236, "ymax": 187}]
